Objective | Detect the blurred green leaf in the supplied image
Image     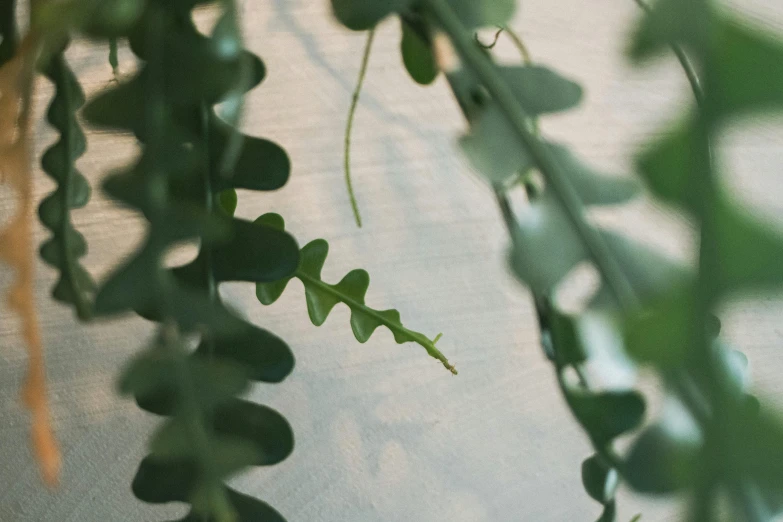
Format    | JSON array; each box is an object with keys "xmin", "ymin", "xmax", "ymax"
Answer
[
  {"xmin": 176, "ymin": 489, "xmax": 287, "ymax": 522},
  {"xmin": 118, "ymin": 348, "xmax": 250, "ymax": 409},
  {"xmin": 566, "ymin": 388, "xmax": 645, "ymax": 447},
  {"xmin": 195, "ymin": 324, "xmax": 295, "ymax": 383},
  {"xmin": 596, "ymin": 501, "xmax": 617, "ymax": 522},
  {"xmin": 712, "ymin": 19, "xmax": 783, "ymax": 117},
  {"xmin": 151, "ymin": 419, "xmax": 261, "ymax": 473},
  {"xmin": 550, "ymin": 311, "xmax": 587, "ymax": 367},
  {"xmin": 213, "ymin": 399, "xmax": 294, "ymax": 466},
  {"xmin": 582, "ymin": 454, "xmax": 618, "ymax": 504},
  {"xmin": 628, "ymin": 0, "xmax": 709, "ymax": 61},
  {"xmin": 714, "ymin": 197, "xmax": 783, "ymax": 292},
  {"xmin": 636, "ymin": 120, "xmax": 699, "ymax": 212},
  {"xmin": 624, "ymin": 290, "xmax": 691, "ymax": 368},
  {"xmin": 173, "ymin": 218, "xmax": 300, "ymax": 284},
  {"xmin": 401, "ymin": 18, "xmax": 439, "ymax": 85},
  {"xmin": 132, "ymin": 457, "xmax": 196, "ymax": 504},
  {"xmin": 624, "ymin": 425, "xmax": 699, "ymax": 494},
  {"xmin": 330, "ymin": 0, "xmax": 411, "ymax": 30},
  {"xmin": 447, "ymin": 0, "xmax": 516, "ymax": 29},
  {"xmin": 456, "ymin": 66, "xmax": 582, "ymax": 182},
  {"xmin": 216, "ymin": 189, "xmax": 238, "ymax": 217}
]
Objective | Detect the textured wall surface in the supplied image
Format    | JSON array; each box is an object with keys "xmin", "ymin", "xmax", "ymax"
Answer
[{"xmin": 2, "ymin": 1, "xmax": 783, "ymax": 521}]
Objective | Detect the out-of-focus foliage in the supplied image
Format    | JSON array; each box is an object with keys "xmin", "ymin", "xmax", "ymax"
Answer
[
  {"xmin": 2, "ymin": 0, "xmax": 452, "ymax": 520},
  {"xmin": 330, "ymin": 0, "xmax": 783, "ymax": 520}
]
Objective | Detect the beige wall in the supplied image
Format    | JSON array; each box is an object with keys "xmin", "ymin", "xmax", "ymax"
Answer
[{"xmin": 2, "ymin": 1, "xmax": 783, "ymax": 520}]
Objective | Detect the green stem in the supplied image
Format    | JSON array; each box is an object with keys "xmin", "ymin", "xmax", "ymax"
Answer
[
  {"xmin": 164, "ymin": 326, "xmax": 235, "ymax": 522},
  {"xmin": 494, "ymin": 185, "xmax": 624, "ymax": 477},
  {"xmin": 555, "ymin": 366, "xmax": 627, "ymax": 474},
  {"xmin": 146, "ymin": 11, "xmax": 233, "ymax": 521},
  {"xmin": 425, "ymin": 0, "xmax": 639, "ymax": 310},
  {"xmin": 475, "ymin": 27, "xmax": 503, "ymax": 49},
  {"xmin": 631, "ymin": 0, "xmax": 705, "ymax": 108},
  {"xmin": 295, "ymin": 269, "xmax": 457, "ymax": 374},
  {"xmin": 200, "ymin": 105, "xmax": 219, "ymax": 363},
  {"xmin": 344, "ymin": 28, "xmax": 376, "ymax": 228},
  {"xmin": 502, "ymin": 25, "xmax": 533, "ymax": 64},
  {"xmin": 108, "ymin": 37, "xmax": 119, "ymax": 79}
]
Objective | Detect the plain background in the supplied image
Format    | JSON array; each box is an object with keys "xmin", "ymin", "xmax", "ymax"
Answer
[{"xmin": 2, "ymin": 0, "xmax": 783, "ymax": 520}]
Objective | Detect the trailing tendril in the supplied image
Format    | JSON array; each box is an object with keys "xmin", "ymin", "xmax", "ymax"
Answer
[{"xmin": 343, "ymin": 28, "xmax": 375, "ymax": 228}]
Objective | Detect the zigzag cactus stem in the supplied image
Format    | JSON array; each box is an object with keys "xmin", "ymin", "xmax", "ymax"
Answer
[{"xmin": 39, "ymin": 43, "xmax": 95, "ymax": 320}]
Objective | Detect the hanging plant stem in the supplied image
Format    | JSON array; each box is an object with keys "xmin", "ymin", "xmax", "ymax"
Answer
[
  {"xmin": 424, "ymin": 0, "xmax": 639, "ymax": 310},
  {"xmin": 344, "ymin": 28, "xmax": 376, "ymax": 228},
  {"xmin": 631, "ymin": 0, "xmax": 705, "ymax": 108}
]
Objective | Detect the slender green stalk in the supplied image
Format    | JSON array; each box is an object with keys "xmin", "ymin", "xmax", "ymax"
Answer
[
  {"xmin": 502, "ymin": 25, "xmax": 533, "ymax": 64},
  {"xmin": 344, "ymin": 28, "xmax": 376, "ymax": 228},
  {"xmin": 475, "ymin": 27, "xmax": 503, "ymax": 49},
  {"xmin": 493, "ymin": 184, "xmax": 623, "ymax": 472},
  {"xmin": 108, "ymin": 37, "xmax": 119, "ymax": 79},
  {"xmin": 425, "ymin": 0, "xmax": 639, "ymax": 310},
  {"xmin": 146, "ymin": 13, "xmax": 233, "ymax": 520},
  {"xmin": 200, "ymin": 104, "xmax": 218, "ymax": 360}
]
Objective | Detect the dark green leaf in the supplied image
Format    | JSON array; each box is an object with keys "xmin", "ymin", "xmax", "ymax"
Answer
[
  {"xmin": 550, "ymin": 310, "xmax": 587, "ymax": 367},
  {"xmin": 628, "ymin": 0, "xmax": 709, "ymax": 61},
  {"xmin": 509, "ymin": 192, "xmax": 588, "ymax": 290},
  {"xmin": 582, "ymin": 455, "xmax": 618, "ymax": 504},
  {"xmin": 590, "ymin": 232, "xmax": 689, "ymax": 309},
  {"xmin": 81, "ymin": 0, "xmax": 145, "ymax": 38},
  {"xmin": 456, "ymin": 66, "xmax": 583, "ymax": 181},
  {"xmin": 624, "ymin": 425, "xmax": 698, "ymax": 493},
  {"xmin": 714, "ymin": 197, "xmax": 783, "ymax": 292},
  {"xmin": 132, "ymin": 457, "xmax": 197, "ymax": 504},
  {"xmin": 0, "ymin": 0, "xmax": 17, "ymax": 66},
  {"xmin": 121, "ymin": 352, "xmax": 248, "ymax": 402},
  {"xmin": 401, "ymin": 18, "xmax": 439, "ymax": 85},
  {"xmin": 195, "ymin": 324, "xmax": 295, "ymax": 383},
  {"xmin": 176, "ymin": 489, "xmax": 287, "ymax": 522},
  {"xmin": 81, "ymin": 76, "xmax": 146, "ymax": 131},
  {"xmin": 447, "ymin": 0, "xmax": 516, "ymax": 29},
  {"xmin": 713, "ymin": 19, "xmax": 783, "ymax": 117},
  {"xmin": 119, "ymin": 348, "xmax": 250, "ymax": 411},
  {"xmin": 330, "ymin": 0, "xmax": 411, "ymax": 31},
  {"xmin": 150, "ymin": 419, "xmax": 261, "ymax": 474},
  {"xmin": 209, "ymin": 117, "xmax": 291, "ymax": 192},
  {"xmin": 636, "ymin": 120, "xmax": 700, "ymax": 212},
  {"xmin": 566, "ymin": 388, "xmax": 645, "ymax": 447},
  {"xmin": 173, "ymin": 218, "xmax": 300, "ymax": 284},
  {"xmin": 454, "ymin": 65, "xmax": 583, "ymax": 117},
  {"xmin": 596, "ymin": 501, "xmax": 616, "ymax": 522},
  {"xmin": 624, "ymin": 290, "xmax": 691, "ymax": 368},
  {"xmin": 216, "ymin": 189, "xmax": 238, "ymax": 217},
  {"xmin": 213, "ymin": 399, "xmax": 295, "ymax": 466}
]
